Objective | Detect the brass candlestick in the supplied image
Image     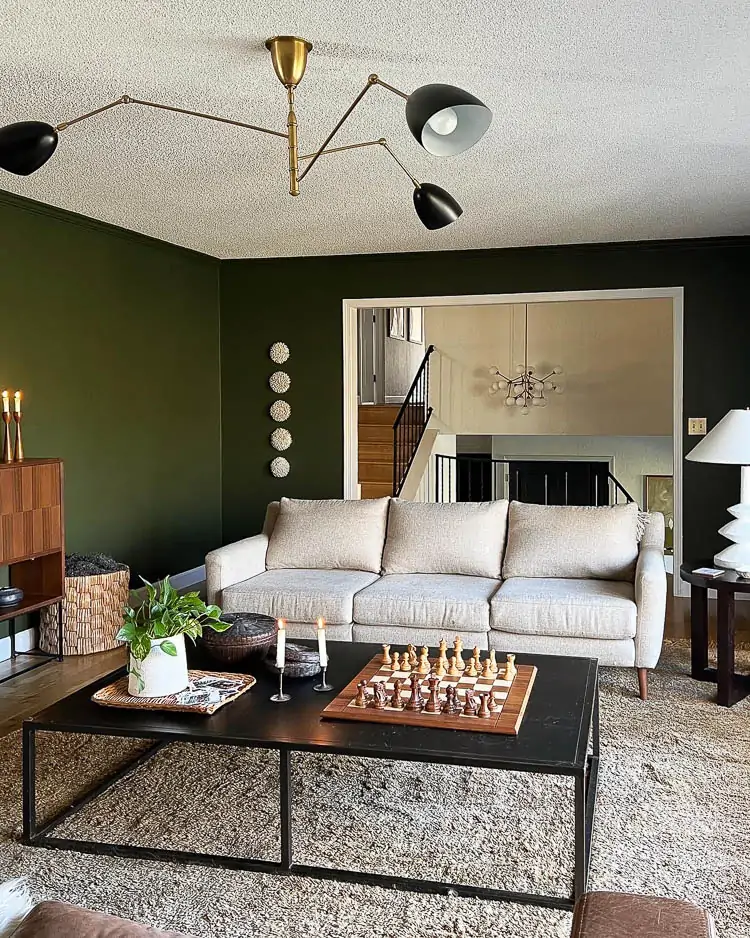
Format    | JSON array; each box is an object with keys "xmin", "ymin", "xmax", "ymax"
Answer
[
  {"xmin": 1, "ymin": 412, "xmax": 11, "ymax": 463},
  {"xmin": 12, "ymin": 411, "xmax": 23, "ymax": 462}
]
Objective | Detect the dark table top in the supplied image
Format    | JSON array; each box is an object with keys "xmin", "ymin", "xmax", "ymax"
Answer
[
  {"xmin": 680, "ymin": 562, "xmax": 750, "ymax": 592},
  {"xmin": 26, "ymin": 642, "xmax": 598, "ymax": 774}
]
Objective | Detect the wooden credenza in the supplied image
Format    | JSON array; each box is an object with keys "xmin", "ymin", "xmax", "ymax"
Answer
[{"xmin": 0, "ymin": 458, "xmax": 64, "ymax": 678}]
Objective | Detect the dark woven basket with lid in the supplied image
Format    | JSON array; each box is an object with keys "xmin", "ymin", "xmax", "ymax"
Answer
[{"xmin": 199, "ymin": 612, "xmax": 276, "ymax": 664}]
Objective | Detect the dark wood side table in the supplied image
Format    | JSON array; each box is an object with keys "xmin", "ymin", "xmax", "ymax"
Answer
[{"xmin": 680, "ymin": 563, "xmax": 750, "ymax": 707}]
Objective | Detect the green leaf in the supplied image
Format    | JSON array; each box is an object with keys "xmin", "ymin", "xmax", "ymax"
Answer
[{"xmin": 160, "ymin": 640, "xmax": 178, "ymax": 657}]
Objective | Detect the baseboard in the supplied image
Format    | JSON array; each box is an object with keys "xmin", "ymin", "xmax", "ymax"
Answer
[
  {"xmin": 385, "ymin": 394, "xmax": 405, "ymax": 404},
  {"xmin": 0, "ymin": 627, "xmax": 36, "ymax": 663},
  {"xmin": 130, "ymin": 565, "xmax": 206, "ymax": 602}
]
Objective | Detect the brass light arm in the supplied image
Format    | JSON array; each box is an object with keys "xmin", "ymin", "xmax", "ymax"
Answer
[
  {"xmin": 298, "ymin": 137, "xmax": 421, "ymax": 189},
  {"xmin": 56, "ymin": 94, "xmax": 288, "ymax": 139},
  {"xmin": 297, "ymin": 73, "xmax": 411, "ymax": 183}
]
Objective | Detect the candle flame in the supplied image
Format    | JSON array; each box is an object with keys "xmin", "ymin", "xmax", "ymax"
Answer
[
  {"xmin": 276, "ymin": 618, "xmax": 286, "ymax": 630},
  {"xmin": 316, "ymin": 616, "xmax": 326, "ymax": 630}
]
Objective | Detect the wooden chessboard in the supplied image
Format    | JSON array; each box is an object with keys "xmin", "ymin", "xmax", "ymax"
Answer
[{"xmin": 322, "ymin": 652, "xmax": 537, "ymax": 735}]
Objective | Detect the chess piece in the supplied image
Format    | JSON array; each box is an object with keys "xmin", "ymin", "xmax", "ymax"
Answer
[
  {"xmin": 472, "ymin": 646, "xmax": 481, "ymax": 670},
  {"xmin": 390, "ymin": 678, "xmax": 404, "ymax": 710},
  {"xmin": 417, "ymin": 647, "xmax": 430, "ymax": 674},
  {"xmin": 481, "ymin": 656, "xmax": 494, "ymax": 680},
  {"xmin": 371, "ymin": 681, "xmax": 388, "ymax": 709},
  {"xmin": 438, "ymin": 638, "xmax": 449, "ymax": 667},
  {"xmin": 400, "ymin": 652, "xmax": 411, "ymax": 672},
  {"xmin": 504, "ymin": 653, "xmax": 517, "ymax": 682},
  {"xmin": 488, "ymin": 691, "xmax": 501, "ymax": 712},
  {"xmin": 381, "ymin": 644, "xmax": 391, "ymax": 666},
  {"xmin": 391, "ymin": 650, "xmax": 401, "ymax": 671},
  {"xmin": 433, "ymin": 656, "xmax": 446, "ymax": 678},
  {"xmin": 447, "ymin": 655, "xmax": 460, "ymax": 677},
  {"xmin": 477, "ymin": 693, "xmax": 492, "ymax": 718},
  {"xmin": 465, "ymin": 657, "xmax": 477, "ymax": 678},
  {"xmin": 463, "ymin": 688, "xmax": 478, "ymax": 716},
  {"xmin": 354, "ymin": 679, "xmax": 368, "ymax": 708},
  {"xmin": 408, "ymin": 643, "xmax": 418, "ymax": 667},
  {"xmin": 441, "ymin": 685, "xmax": 455, "ymax": 714},
  {"xmin": 489, "ymin": 649, "xmax": 498, "ymax": 674},
  {"xmin": 425, "ymin": 675, "xmax": 441, "ymax": 713},
  {"xmin": 405, "ymin": 673, "xmax": 423, "ymax": 711},
  {"xmin": 453, "ymin": 636, "xmax": 465, "ymax": 670}
]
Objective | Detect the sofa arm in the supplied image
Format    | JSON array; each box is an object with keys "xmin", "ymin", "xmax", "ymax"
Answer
[
  {"xmin": 571, "ymin": 891, "xmax": 715, "ymax": 938},
  {"xmin": 634, "ymin": 545, "xmax": 667, "ymax": 669},
  {"xmin": 205, "ymin": 534, "xmax": 268, "ymax": 605}
]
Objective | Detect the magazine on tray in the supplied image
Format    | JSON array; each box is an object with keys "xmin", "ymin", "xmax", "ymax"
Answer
[{"xmin": 175, "ymin": 675, "xmax": 246, "ymax": 707}]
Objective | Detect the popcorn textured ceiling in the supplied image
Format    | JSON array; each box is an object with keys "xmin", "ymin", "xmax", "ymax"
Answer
[{"xmin": 1, "ymin": 1, "xmax": 748, "ymax": 258}]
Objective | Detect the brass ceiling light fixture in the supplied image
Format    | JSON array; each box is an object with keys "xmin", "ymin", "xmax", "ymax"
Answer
[{"xmin": 0, "ymin": 36, "xmax": 492, "ymax": 230}]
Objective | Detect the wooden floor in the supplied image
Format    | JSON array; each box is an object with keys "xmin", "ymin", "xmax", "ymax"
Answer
[{"xmin": 0, "ymin": 591, "xmax": 748, "ymax": 739}]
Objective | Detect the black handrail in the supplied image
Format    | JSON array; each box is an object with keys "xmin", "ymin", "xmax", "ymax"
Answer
[
  {"xmin": 392, "ymin": 344, "xmax": 435, "ymax": 496},
  {"xmin": 434, "ymin": 454, "xmax": 635, "ymax": 505}
]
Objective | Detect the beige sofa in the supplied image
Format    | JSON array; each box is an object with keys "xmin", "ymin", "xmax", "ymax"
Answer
[{"xmin": 206, "ymin": 497, "xmax": 666, "ymax": 698}]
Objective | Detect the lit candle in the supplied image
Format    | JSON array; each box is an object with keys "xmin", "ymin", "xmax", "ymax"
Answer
[
  {"xmin": 14, "ymin": 391, "xmax": 21, "ymax": 415},
  {"xmin": 1, "ymin": 391, "xmax": 8, "ymax": 414},
  {"xmin": 275, "ymin": 618, "xmax": 286, "ymax": 670},
  {"xmin": 316, "ymin": 616, "xmax": 328, "ymax": 668}
]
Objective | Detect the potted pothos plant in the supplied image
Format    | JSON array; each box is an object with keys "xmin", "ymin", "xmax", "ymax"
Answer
[{"xmin": 117, "ymin": 576, "xmax": 230, "ymax": 697}]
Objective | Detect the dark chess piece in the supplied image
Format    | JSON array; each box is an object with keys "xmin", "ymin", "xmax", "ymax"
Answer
[
  {"xmin": 372, "ymin": 681, "xmax": 388, "ymax": 710},
  {"xmin": 405, "ymin": 673, "xmax": 423, "ymax": 711},
  {"xmin": 441, "ymin": 685, "xmax": 456, "ymax": 714},
  {"xmin": 354, "ymin": 680, "xmax": 368, "ymax": 708},
  {"xmin": 390, "ymin": 678, "xmax": 404, "ymax": 710},
  {"xmin": 425, "ymin": 674, "xmax": 441, "ymax": 713},
  {"xmin": 477, "ymin": 692, "xmax": 492, "ymax": 719},
  {"xmin": 463, "ymin": 687, "xmax": 478, "ymax": 716},
  {"xmin": 488, "ymin": 691, "xmax": 500, "ymax": 712}
]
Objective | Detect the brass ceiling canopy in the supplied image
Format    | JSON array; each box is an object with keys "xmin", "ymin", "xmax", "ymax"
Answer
[
  {"xmin": 265, "ymin": 36, "xmax": 313, "ymax": 88},
  {"xmin": 0, "ymin": 34, "xmax": 492, "ymax": 230}
]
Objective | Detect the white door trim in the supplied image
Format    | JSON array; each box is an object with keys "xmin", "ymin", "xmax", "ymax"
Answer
[{"xmin": 342, "ymin": 287, "xmax": 685, "ymax": 596}]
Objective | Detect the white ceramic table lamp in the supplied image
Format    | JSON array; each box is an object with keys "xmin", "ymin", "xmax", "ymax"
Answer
[{"xmin": 686, "ymin": 408, "xmax": 750, "ymax": 576}]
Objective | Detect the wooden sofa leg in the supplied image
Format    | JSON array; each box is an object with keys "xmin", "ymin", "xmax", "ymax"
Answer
[{"xmin": 637, "ymin": 668, "xmax": 648, "ymax": 700}]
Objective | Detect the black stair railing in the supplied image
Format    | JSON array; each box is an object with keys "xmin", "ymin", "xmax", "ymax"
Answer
[{"xmin": 392, "ymin": 344, "xmax": 435, "ymax": 496}]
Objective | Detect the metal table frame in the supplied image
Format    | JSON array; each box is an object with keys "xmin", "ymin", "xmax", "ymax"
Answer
[
  {"xmin": 0, "ymin": 603, "xmax": 63, "ymax": 686},
  {"xmin": 22, "ymin": 676, "xmax": 598, "ymax": 911}
]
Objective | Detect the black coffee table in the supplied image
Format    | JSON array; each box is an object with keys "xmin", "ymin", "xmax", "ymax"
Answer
[{"xmin": 22, "ymin": 642, "xmax": 599, "ymax": 911}]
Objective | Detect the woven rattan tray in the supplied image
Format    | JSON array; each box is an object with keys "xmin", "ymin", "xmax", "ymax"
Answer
[{"xmin": 92, "ymin": 669, "xmax": 256, "ymax": 715}]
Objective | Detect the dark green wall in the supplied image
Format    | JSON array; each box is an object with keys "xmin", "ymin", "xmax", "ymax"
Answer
[
  {"xmin": 0, "ymin": 191, "xmax": 222, "ymax": 583},
  {"xmin": 220, "ymin": 237, "xmax": 750, "ymax": 561}
]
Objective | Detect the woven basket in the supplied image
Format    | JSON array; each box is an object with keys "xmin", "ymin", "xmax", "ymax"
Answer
[{"xmin": 39, "ymin": 568, "xmax": 130, "ymax": 656}]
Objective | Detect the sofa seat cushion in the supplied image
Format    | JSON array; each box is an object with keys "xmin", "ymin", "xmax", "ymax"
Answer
[
  {"xmin": 382, "ymin": 499, "xmax": 509, "ymax": 578},
  {"xmin": 265, "ymin": 497, "xmax": 389, "ymax": 573},
  {"xmin": 354, "ymin": 574, "xmax": 500, "ymax": 631},
  {"xmin": 502, "ymin": 502, "xmax": 640, "ymax": 581},
  {"xmin": 221, "ymin": 569, "xmax": 379, "ymax": 625},
  {"xmin": 491, "ymin": 578, "xmax": 637, "ymax": 640}
]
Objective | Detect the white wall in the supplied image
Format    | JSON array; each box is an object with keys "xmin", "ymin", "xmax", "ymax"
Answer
[
  {"xmin": 490, "ymin": 435, "xmax": 673, "ymax": 507},
  {"xmin": 425, "ymin": 298, "xmax": 673, "ymax": 436},
  {"xmin": 385, "ymin": 309, "xmax": 424, "ymax": 402}
]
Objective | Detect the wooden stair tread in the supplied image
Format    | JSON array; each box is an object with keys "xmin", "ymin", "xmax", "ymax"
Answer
[
  {"xmin": 360, "ymin": 482, "xmax": 393, "ymax": 499},
  {"xmin": 358, "ymin": 404, "xmax": 400, "ymax": 426}
]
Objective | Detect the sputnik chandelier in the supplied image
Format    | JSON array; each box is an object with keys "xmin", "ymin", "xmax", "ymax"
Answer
[
  {"xmin": 0, "ymin": 36, "xmax": 492, "ymax": 230},
  {"xmin": 488, "ymin": 305, "xmax": 564, "ymax": 414}
]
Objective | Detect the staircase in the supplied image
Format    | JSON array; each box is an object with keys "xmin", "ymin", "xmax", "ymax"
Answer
[{"xmin": 358, "ymin": 404, "xmax": 400, "ymax": 499}]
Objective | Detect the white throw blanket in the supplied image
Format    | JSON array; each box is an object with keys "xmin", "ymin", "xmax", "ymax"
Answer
[{"xmin": 0, "ymin": 880, "xmax": 32, "ymax": 938}]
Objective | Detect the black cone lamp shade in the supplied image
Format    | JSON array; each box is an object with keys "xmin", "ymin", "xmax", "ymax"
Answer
[
  {"xmin": 406, "ymin": 84, "xmax": 492, "ymax": 157},
  {"xmin": 413, "ymin": 182, "xmax": 463, "ymax": 230},
  {"xmin": 0, "ymin": 121, "xmax": 58, "ymax": 175}
]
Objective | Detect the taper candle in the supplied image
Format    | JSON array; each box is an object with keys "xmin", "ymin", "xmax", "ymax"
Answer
[
  {"xmin": 1, "ymin": 391, "xmax": 8, "ymax": 414},
  {"xmin": 316, "ymin": 617, "xmax": 328, "ymax": 668},
  {"xmin": 13, "ymin": 391, "xmax": 21, "ymax": 415},
  {"xmin": 275, "ymin": 618, "xmax": 287, "ymax": 669}
]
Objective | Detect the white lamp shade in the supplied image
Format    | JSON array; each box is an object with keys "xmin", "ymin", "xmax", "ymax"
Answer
[{"xmin": 686, "ymin": 409, "xmax": 750, "ymax": 464}]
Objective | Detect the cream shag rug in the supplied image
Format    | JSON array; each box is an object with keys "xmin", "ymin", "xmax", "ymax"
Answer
[{"xmin": 0, "ymin": 643, "xmax": 747, "ymax": 938}]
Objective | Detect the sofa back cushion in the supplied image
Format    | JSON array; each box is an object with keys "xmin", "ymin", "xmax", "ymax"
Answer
[
  {"xmin": 265, "ymin": 497, "xmax": 389, "ymax": 573},
  {"xmin": 502, "ymin": 501, "xmax": 640, "ymax": 581},
  {"xmin": 381, "ymin": 499, "xmax": 509, "ymax": 578}
]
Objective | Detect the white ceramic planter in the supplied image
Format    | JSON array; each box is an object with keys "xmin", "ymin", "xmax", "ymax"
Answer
[{"xmin": 128, "ymin": 633, "xmax": 189, "ymax": 698}]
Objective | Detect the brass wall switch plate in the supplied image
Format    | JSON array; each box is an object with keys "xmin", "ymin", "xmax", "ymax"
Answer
[{"xmin": 688, "ymin": 417, "xmax": 707, "ymax": 435}]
